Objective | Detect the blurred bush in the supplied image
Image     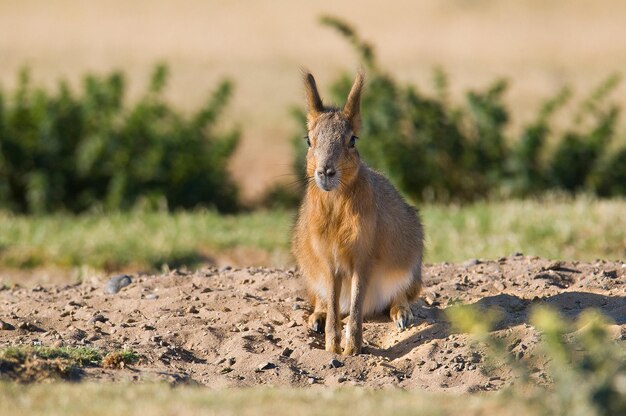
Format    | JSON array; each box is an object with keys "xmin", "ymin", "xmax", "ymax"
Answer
[
  {"xmin": 0, "ymin": 64, "xmax": 239, "ymax": 214},
  {"xmin": 447, "ymin": 304, "xmax": 626, "ymax": 416},
  {"xmin": 280, "ymin": 16, "xmax": 626, "ymax": 205}
]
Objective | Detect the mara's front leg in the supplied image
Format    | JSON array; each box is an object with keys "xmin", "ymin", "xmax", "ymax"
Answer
[
  {"xmin": 324, "ymin": 275, "xmax": 342, "ymax": 354},
  {"xmin": 344, "ymin": 270, "xmax": 368, "ymax": 355}
]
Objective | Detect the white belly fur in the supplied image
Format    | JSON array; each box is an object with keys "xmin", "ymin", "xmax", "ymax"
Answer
[{"xmin": 309, "ymin": 266, "xmax": 415, "ymax": 317}]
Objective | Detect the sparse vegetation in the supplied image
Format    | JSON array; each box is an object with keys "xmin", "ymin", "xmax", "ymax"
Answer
[
  {"xmin": 102, "ymin": 350, "xmax": 140, "ymax": 369},
  {"xmin": 0, "ymin": 346, "xmax": 139, "ymax": 382},
  {"xmin": 0, "ymin": 346, "xmax": 101, "ymax": 382}
]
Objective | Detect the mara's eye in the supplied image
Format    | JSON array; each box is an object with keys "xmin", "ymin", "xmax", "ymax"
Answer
[
  {"xmin": 304, "ymin": 135, "xmax": 311, "ymax": 148},
  {"xmin": 349, "ymin": 135, "xmax": 358, "ymax": 148}
]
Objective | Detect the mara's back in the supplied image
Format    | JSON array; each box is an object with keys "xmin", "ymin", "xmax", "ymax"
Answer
[{"xmin": 366, "ymin": 166, "xmax": 424, "ymax": 276}]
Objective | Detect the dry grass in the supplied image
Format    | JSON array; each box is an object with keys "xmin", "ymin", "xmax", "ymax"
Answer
[
  {"xmin": 0, "ymin": 346, "xmax": 101, "ymax": 382},
  {"xmin": 101, "ymin": 350, "xmax": 140, "ymax": 369},
  {"xmin": 0, "ymin": 346, "xmax": 141, "ymax": 382},
  {"xmin": 1, "ymin": 0, "xmax": 625, "ymax": 199}
]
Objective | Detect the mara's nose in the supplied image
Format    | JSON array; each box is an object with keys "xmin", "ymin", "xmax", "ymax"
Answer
[{"xmin": 316, "ymin": 166, "xmax": 336, "ymax": 178}]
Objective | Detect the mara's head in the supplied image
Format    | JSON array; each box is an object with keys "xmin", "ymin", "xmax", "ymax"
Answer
[{"xmin": 303, "ymin": 70, "xmax": 364, "ymax": 192}]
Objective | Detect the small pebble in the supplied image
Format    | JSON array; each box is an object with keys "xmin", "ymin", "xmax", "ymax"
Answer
[
  {"xmin": 17, "ymin": 322, "xmax": 43, "ymax": 332},
  {"xmin": 70, "ymin": 328, "xmax": 87, "ymax": 340},
  {"xmin": 428, "ymin": 362, "xmax": 440, "ymax": 371},
  {"xmin": 603, "ymin": 270, "xmax": 617, "ymax": 279},
  {"xmin": 88, "ymin": 314, "xmax": 108, "ymax": 324},
  {"xmin": 329, "ymin": 358, "xmax": 344, "ymax": 369},
  {"xmin": 463, "ymin": 259, "xmax": 480, "ymax": 267},
  {"xmin": 257, "ymin": 362, "xmax": 276, "ymax": 371},
  {"xmin": 104, "ymin": 275, "xmax": 132, "ymax": 294},
  {"xmin": 424, "ymin": 292, "xmax": 438, "ymax": 306},
  {"xmin": 0, "ymin": 320, "xmax": 15, "ymax": 330}
]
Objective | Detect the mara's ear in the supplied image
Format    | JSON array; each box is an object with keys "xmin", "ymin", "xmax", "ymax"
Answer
[
  {"xmin": 303, "ymin": 71, "xmax": 324, "ymax": 126},
  {"xmin": 343, "ymin": 69, "xmax": 365, "ymax": 133}
]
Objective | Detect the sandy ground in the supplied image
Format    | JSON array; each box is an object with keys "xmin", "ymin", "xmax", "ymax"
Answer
[
  {"xmin": 2, "ymin": 1, "xmax": 626, "ymax": 199},
  {"xmin": 1, "ymin": 256, "xmax": 624, "ymax": 391}
]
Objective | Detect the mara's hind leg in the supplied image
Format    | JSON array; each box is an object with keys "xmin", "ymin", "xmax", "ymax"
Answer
[
  {"xmin": 390, "ymin": 271, "xmax": 421, "ymax": 331},
  {"xmin": 390, "ymin": 291, "xmax": 414, "ymax": 331},
  {"xmin": 308, "ymin": 295, "xmax": 327, "ymax": 333}
]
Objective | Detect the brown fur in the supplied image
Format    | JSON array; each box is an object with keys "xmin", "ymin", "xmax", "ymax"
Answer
[{"xmin": 292, "ymin": 70, "xmax": 424, "ymax": 355}]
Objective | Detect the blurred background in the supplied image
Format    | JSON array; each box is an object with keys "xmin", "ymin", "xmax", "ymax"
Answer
[
  {"xmin": 3, "ymin": 0, "xmax": 626, "ymax": 199},
  {"xmin": 1, "ymin": 0, "xmax": 625, "ymax": 281}
]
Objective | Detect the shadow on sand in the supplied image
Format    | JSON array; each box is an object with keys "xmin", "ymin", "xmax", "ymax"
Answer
[{"xmin": 366, "ymin": 291, "xmax": 625, "ymax": 360}]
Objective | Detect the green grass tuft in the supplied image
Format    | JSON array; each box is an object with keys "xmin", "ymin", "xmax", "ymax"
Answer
[
  {"xmin": 0, "ymin": 346, "xmax": 102, "ymax": 367},
  {"xmin": 0, "ymin": 346, "xmax": 140, "ymax": 383}
]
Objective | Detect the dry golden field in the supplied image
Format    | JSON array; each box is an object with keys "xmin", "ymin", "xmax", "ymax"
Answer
[{"xmin": 2, "ymin": 0, "xmax": 625, "ymax": 199}]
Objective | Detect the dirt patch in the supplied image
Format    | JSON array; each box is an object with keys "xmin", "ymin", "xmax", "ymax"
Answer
[{"xmin": 1, "ymin": 256, "xmax": 624, "ymax": 391}]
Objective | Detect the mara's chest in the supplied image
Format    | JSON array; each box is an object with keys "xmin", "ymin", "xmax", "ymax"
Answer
[{"xmin": 307, "ymin": 202, "xmax": 374, "ymax": 267}]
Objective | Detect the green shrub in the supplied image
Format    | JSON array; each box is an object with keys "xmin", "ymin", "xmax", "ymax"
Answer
[
  {"xmin": 0, "ymin": 64, "xmax": 239, "ymax": 214},
  {"xmin": 282, "ymin": 16, "xmax": 626, "ymax": 204},
  {"xmin": 448, "ymin": 305, "xmax": 626, "ymax": 416}
]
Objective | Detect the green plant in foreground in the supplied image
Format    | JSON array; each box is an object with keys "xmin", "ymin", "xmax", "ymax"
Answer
[{"xmin": 448, "ymin": 305, "xmax": 626, "ymax": 416}]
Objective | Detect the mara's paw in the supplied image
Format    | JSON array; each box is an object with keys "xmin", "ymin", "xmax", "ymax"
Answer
[
  {"xmin": 308, "ymin": 312, "xmax": 326, "ymax": 333},
  {"xmin": 390, "ymin": 305, "xmax": 414, "ymax": 331},
  {"xmin": 343, "ymin": 341, "xmax": 361, "ymax": 356},
  {"xmin": 325, "ymin": 342, "xmax": 342, "ymax": 354}
]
